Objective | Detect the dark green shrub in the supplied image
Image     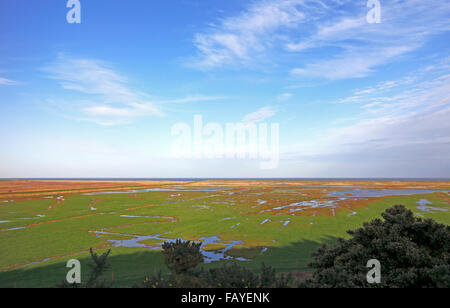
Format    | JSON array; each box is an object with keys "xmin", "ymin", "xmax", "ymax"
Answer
[
  {"xmin": 162, "ymin": 239, "xmax": 203, "ymax": 275},
  {"xmin": 260, "ymin": 263, "xmax": 293, "ymax": 288},
  {"xmin": 304, "ymin": 205, "xmax": 450, "ymax": 288},
  {"xmin": 203, "ymin": 263, "xmax": 259, "ymax": 288},
  {"xmin": 136, "ymin": 262, "xmax": 294, "ymax": 288}
]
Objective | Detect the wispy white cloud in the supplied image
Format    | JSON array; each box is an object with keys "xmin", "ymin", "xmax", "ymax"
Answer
[
  {"xmin": 190, "ymin": 0, "xmax": 328, "ymax": 69},
  {"xmin": 335, "ymin": 76, "xmax": 417, "ymax": 105},
  {"xmin": 277, "ymin": 92, "xmax": 292, "ymax": 101},
  {"xmin": 242, "ymin": 106, "xmax": 277, "ymax": 124},
  {"xmin": 191, "ymin": 0, "xmax": 450, "ymax": 80},
  {"xmin": 289, "ymin": 0, "xmax": 450, "ymax": 79},
  {"xmin": 283, "ymin": 67, "xmax": 450, "ymax": 175},
  {"xmin": 334, "ymin": 62, "xmax": 450, "ymax": 117},
  {"xmin": 0, "ymin": 76, "xmax": 18, "ymax": 85},
  {"xmin": 163, "ymin": 95, "xmax": 227, "ymax": 104},
  {"xmin": 291, "ymin": 45, "xmax": 417, "ymax": 79},
  {"xmin": 43, "ymin": 55, "xmax": 225, "ymax": 125}
]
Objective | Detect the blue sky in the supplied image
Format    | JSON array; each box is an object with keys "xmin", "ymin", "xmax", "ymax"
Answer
[{"xmin": 0, "ymin": 0, "xmax": 449, "ymax": 178}]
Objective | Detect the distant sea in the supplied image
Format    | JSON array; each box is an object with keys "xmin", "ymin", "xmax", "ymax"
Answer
[{"xmin": 2, "ymin": 178, "xmax": 450, "ymax": 181}]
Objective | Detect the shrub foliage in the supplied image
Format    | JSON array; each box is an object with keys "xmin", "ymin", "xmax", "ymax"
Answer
[
  {"xmin": 162, "ymin": 239, "xmax": 204, "ymax": 275},
  {"xmin": 302, "ymin": 205, "xmax": 450, "ymax": 288}
]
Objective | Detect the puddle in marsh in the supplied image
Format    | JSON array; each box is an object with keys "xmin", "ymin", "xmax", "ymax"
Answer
[
  {"xmin": 200, "ymin": 236, "xmax": 247, "ymax": 262},
  {"xmin": 281, "ymin": 219, "xmax": 291, "ymax": 227},
  {"xmin": 416, "ymin": 199, "xmax": 448, "ymax": 214},
  {"xmin": 90, "ymin": 231, "xmax": 247, "ymax": 263},
  {"xmin": 192, "ymin": 204, "xmax": 211, "ymax": 209},
  {"xmin": 120, "ymin": 215, "xmax": 151, "ymax": 218},
  {"xmin": 260, "ymin": 218, "xmax": 271, "ymax": 225},
  {"xmin": 328, "ymin": 189, "xmax": 449, "ymax": 197},
  {"xmin": 4, "ymin": 249, "xmax": 92, "ymax": 272},
  {"xmin": 83, "ymin": 186, "xmax": 231, "ymax": 195},
  {"xmin": 255, "ymin": 188, "xmax": 449, "ymax": 217},
  {"xmin": 2, "ymin": 216, "xmax": 45, "ymax": 231},
  {"xmin": 263, "ymin": 200, "xmax": 337, "ymax": 213},
  {"xmin": 1, "ymin": 257, "xmax": 52, "ymax": 272},
  {"xmin": 6, "ymin": 227, "xmax": 27, "ymax": 231},
  {"xmin": 20, "ymin": 258, "xmax": 51, "ymax": 269},
  {"xmin": 17, "ymin": 214, "xmax": 45, "ymax": 220}
]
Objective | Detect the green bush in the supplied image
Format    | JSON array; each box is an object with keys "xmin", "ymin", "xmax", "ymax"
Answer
[
  {"xmin": 162, "ymin": 239, "xmax": 203, "ymax": 275},
  {"xmin": 260, "ymin": 263, "xmax": 292, "ymax": 288},
  {"xmin": 203, "ymin": 263, "xmax": 259, "ymax": 288},
  {"xmin": 135, "ymin": 261, "xmax": 293, "ymax": 288},
  {"xmin": 302, "ymin": 205, "xmax": 450, "ymax": 288}
]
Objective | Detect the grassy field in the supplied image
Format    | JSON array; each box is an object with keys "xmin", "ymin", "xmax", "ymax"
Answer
[{"xmin": 0, "ymin": 180, "xmax": 449, "ymax": 287}]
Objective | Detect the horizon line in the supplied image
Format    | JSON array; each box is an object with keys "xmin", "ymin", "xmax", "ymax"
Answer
[{"xmin": 1, "ymin": 177, "xmax": 450, "ymax": 181}]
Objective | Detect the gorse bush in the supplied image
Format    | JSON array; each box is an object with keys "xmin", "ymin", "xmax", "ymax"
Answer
[
  {"xmin": 203, "ymin": 263, "xmax": 259, "ymax": 288},
  {"xmin": 162, "ymin": 239, "xmax": 203, "ymax": 275},
  {"xmin": 204, "ymin": 263, "xmax": 292, "ymax": 288},
  {"xmin": 134, "ymin": 263, "xmax": 293, "ymax": 288},
  {"xmin": 136, "ymin": 271, "xmax": 175, "ymax": 288}
]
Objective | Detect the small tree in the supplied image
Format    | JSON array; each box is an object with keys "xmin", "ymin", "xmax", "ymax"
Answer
[
  {"xmin": 57, "ymin": 248, "xmax": 112, "ymax": 288},
  {"xmin": 85, "ymin": 248, "xmax": 112, "ymax": 288},
  {"xmin": 162, "ymin": 240, "xmax": 203, "ymax": 275},
  {"xmin": 303, "ymin": 205, "xmax": 450, "ymax": 288}
]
